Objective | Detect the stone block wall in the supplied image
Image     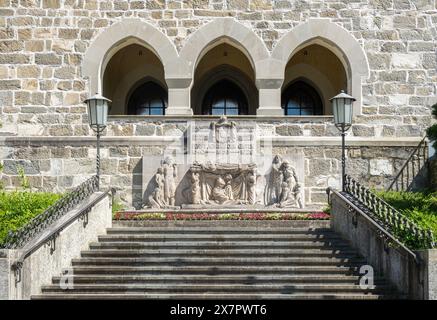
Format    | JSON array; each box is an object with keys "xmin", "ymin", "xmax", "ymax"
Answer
[
  {"xmin": 0, "ymin": 118, "xmax": 418, "ymax": 209},
  {"xmin": 0, "ymin": 1, "xmax": 435, "ymax": 136},
  {"xmin": 0, "ymin": 1, "xmax": 435, "ymax": 207}
]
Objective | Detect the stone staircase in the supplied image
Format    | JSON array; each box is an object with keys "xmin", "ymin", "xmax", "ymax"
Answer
[{"xmin": 32, "ymin": 220, "xmax": 403, "ymax": 299}]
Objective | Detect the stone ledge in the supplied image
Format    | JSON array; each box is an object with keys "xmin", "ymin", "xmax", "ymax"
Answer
[
  {"xmin": 0, "ymin": 136, "xmax": 423, "ymax": 147},
  {"xmin": 108, "ymin": 115, "xmax": 334, "ymax": 122}
]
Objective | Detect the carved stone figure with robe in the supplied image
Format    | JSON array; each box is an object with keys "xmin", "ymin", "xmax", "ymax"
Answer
[
  {"xmin": 187, "ymin": 162, "xmax": 256, "ymax": 206},
  {"xmin": 162, "ymin": 156, "xmax": 177, "ymax": 206},
  {"xmin": 264, "ymin": 155, "xmax": 303, "ymax": 208},
  {"xmin": 264, "ymin": 155, "xmax": 283, "ymax": 205},
  {"xmin": 247, "ymin": 168, "xmax": 256, "ymax": 205}
]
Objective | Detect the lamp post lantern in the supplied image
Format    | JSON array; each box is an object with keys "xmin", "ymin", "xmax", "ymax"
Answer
[
  {"xmin": 330, "ymin": 90, "xmax": 356, "ymax": 192},
  {"xmin": 84, "ymin": 94, "xmax": 111, "ymax": 190}
]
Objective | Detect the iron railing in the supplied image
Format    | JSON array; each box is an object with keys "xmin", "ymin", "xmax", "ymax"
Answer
[
  {"xmin": 1, "ymin": 175, "xmax": 99, "ymax": 249},
  {"xmin": 328, "ymin": 188, "xmax": 419, "ymax": 262},
  {"xmin": 344, "ymin": 174, "xmax": 435, "ymax": 249},
  {"xmin": 387, "ymin": 136, "xmax": 429, "ymax": 192},
  {"xmin": 10, "ymin": 188, "xmax": 115, "ymax": 284}
]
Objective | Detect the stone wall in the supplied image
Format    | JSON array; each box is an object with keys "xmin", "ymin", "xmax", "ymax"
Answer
[
  {"xmin": 0, "ymin": 0, "xmax": 435, "ymax": 135},
  {"xmin": 0, "ymin": 117, "xmax": 419, "ymax": 209},
  {"xmin": 330, "ymin": 188, "xmax": 437, "ymax": 299},
  {"xmin": 0, "ymin": 1, "xmax": 435, "ymax": 207},
  {"xmin": 1, "ymin": 191, "xmax": 112, "ymax": 299}
]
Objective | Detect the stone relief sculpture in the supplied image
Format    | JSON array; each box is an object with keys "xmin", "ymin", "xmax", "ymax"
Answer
[
  {"xmin": 147, "ymin": 156, "xmax": 179, "ymax": 209},
  {"xmin": 265, "ymin": 155, "xmax": 283, "ymax": 205},
  {"xmin": 190, "ymin": 171, "xmax": 201, "ymax": 205},
  {"xmin": 210, "ymin": 115, "xmax": 237, "ymax": 144},
  {"xmin": 148, "ymin": 167, "xmax": 165, "ymax": 208},
  {"xmin": 144, "ymin": 150, "xmax": 303, "ymax": 209},
  {"xmin": 185, "ymin": 162, "xmax": 256, "ymax": 206},
  {"xmin": 162, "ymin": 156, "xmax": 177, "ymax": 206},
  {"xmin": 264, "ymin": 156, "xmax": 303, "ymax": 209},
  {"xmin": 247, "ymin": 168, "xmax": 257, "ymax": 205}
]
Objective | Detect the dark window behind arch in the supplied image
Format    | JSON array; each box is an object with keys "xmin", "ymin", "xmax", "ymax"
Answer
[
  {"xmin": 127, "ymin": 81, "xmax": 167, "ymax": 115},
  {"xmin": 282, "ymin": 81, "xmax": 323, "ymax": 116},
  {"xmin": 202, "ymin": 80, "xmax": 248, "ymax": 116}
]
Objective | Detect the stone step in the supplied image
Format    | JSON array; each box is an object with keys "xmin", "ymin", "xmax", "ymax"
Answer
[
  {"xmin": 33, "ymin": 220, "xmax": 398, "ymax": 300},
  {"xmin": 88, "ymin": 241, "xmax": 352, "ymax": 250},
  {"xmin": 106, "ymin": 227, "xmax": 334, "ymax": 235},
  {"xmin": 112, "ymin": 220, "xmax": 331, "ymax": 229},
  {"xmin": 80, "ymin": 248, "xmax": 360, "ymax": 258},
  {"xmin": 51, "ymin": 274, "xmax": 386, "ymax": 285},
  {"xmin": 31, "ymin": 293, "xmax": 393, "ymax": 300},
  {"xmin": 97, "ymin": 234, "xmax": 346, "ymax": 242},
  {"xmin": 63, "ymin": 265, "xmax": 363, "ymax": 275},
  {"xmin": 40, "ymin": 283, "xmax": 392, "ymax": 294},
  {"xmin": 71, "ymin": 256, "xmax": 367, "ymax": 266}
]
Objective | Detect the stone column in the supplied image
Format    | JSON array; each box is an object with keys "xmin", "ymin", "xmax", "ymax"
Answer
[
  {"xmin": 166, "ymin": 78, "xmax": 193, "ymax": 116},
  {"xmin": 256, "ymin": 79, "xmax": 284, "ymax": 116}
]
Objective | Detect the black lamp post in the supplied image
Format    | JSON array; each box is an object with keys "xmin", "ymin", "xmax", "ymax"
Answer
[
  {"xmin": 330, "ymin": 90, "xmax": 356, "ymax": 192},
  {"xmin": 84, "ymin": 94, "xmax": 111, "ymax": 190}
]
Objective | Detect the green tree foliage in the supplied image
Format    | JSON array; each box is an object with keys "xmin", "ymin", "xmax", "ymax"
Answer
[{"xmin": 426, "ymin": 103, "xmax": 437, "ymax": 149}]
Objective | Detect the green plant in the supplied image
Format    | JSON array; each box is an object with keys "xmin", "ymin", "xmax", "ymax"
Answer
[
  {"xmin": 426, "ymin": 103, "xmax": 437, "ymax": 150},
  {"xmin": 376, "ymin": 190, "xmax": 437, "ymax": 249},
  {"xmin": 17, "ymin": 165, "xmax": 30, "ymax": 190},
  {"xmin": 322, "ymin": 204, "xmax": 331, "ymax": 214},
  {"xmin": 0, "ymin": 191, "xmax": 62, "ymax": 245},
  {"xmin": 111, "ymin": 199, "xmax": 125, "ymax": 215},
  {"xmin": 0, "ymin": 162, "xmax": 4, "ymax": 191}
]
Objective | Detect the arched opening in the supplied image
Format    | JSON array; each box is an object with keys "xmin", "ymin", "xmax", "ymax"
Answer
[
  {"xmin": 282, "ymin": 44, "xmax": 348, "ymax": 115},
  {"xmin": 191, "ymin": 43, "xmax": 258, "ymax": 115},
  {"xmin": 282, "ymin": 80, "xmax": 323, "ymax": 116},
  {"xmin": 102, "ymin": 43, "xmax": 166, "ymax": 115},
  {"xmin": 127, "ymin": 81, "xmax": 167, "ymax": 115},
  {"xmin": 202, "ymin": 79, "xmax": 248, "ymax": 115}
]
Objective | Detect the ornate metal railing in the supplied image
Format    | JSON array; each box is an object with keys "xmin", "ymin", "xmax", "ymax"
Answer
[
  {"xmin": 1, "ymin": 175, "xmax": 99, "ymax": 249},
  {"xmin": 328, "ymin": 188, "xmax": 418, "ymax": 262},
  {"xmin": 387, "ymin": 136, "xmax": 429, "ymax": 192},
  {"xmin": 344, "ymin": 174, "xmax": 435, "ymax": 249}
]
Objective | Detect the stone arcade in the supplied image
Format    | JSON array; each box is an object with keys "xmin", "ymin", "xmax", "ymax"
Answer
[
  {"xmin": 0, "ymin": 1, "xmax": 434, "ymax": 211},
  {"xmin": 1, "ymin": 0, "xmax": 437, "ymax": 302}
]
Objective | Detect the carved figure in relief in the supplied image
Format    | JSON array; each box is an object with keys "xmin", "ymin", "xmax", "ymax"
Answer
[
  {"xmin": 211, "ymin": 177, "xmax": 231, "ymax": 204},
  {"xmin": 264, "ymin": 155, "xmax": 303, "ymax": 208},
  {"xmin": 149, "ymin": 187, "xmax": 164, "ymax": 208},
  {"xmin": 265, "ymin": 155, "xmax": 283, "ymax": 205},
  {"xmin": 224, "ymin": 174, "xmax": 234, "ymax": 200},
  {"xmin": 247, "ymin": 168, "xmax": 256, "ymax": 205},
  {"xmin": 162, "ymin": 156, "xmax": 177, "ymax": 206},
  {"xmin": 190, "ymin": 171, "xmax": 201, "ymax": 205}
]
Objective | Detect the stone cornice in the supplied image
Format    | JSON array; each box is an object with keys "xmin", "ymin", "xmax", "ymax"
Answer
[{"xmin": 0, "ymin": 136, "xmax": 424, "ymax": 147}]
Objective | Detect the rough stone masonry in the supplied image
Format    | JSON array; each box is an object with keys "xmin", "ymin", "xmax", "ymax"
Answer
[{"xmin": 0, "ymin": 0, "xmax": 435, "ymax": 209}]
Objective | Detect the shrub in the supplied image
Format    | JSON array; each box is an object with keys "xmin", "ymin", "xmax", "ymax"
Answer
[
  {"xmin": 376, "ymin": 190, "xmax": 437, "ymax": 248},
  {"xmin": 0, "ymin": 191, "xmax": 62, "ymax": 245},
  {"xmin": 111, "ymin": 200, "xmax": 125, "ymax": 215}
]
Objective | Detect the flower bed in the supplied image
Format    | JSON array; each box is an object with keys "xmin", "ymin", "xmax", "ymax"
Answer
[{"xmin": 113, "ymin": 211, "xmax": 330, "ymax": 221}]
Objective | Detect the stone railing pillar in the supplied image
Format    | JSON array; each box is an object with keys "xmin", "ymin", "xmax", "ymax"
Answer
[
  {"xmin": 166, "ymin": 78, "xmax": 193, "ymax": 116},
  {"xmin": 256, "ymin": 79, "xmax": 284, "ymax": 116}
]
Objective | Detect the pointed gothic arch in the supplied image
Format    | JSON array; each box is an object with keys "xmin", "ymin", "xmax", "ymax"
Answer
[
  {"xmin": 82, "ymin": 19, "xmax": 178, "ymax": 95},
  {"xmin": 272, "ymin": 19, "xmax": 370, "ymax": 115}
]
